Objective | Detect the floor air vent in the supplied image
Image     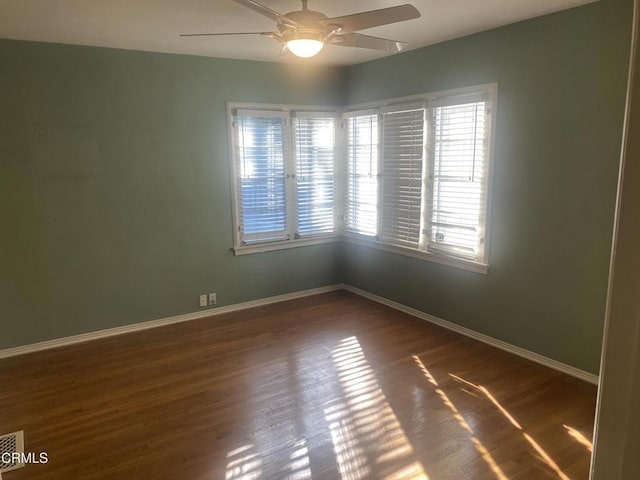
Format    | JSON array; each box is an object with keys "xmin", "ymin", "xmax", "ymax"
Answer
[{"xmin": 0, "ymin": 431, "xmax": 25, "ymax": 473}]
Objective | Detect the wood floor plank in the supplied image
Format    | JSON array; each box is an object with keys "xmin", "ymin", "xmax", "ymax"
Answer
[{"xmin": 0, "ymin": 291, "xmax": 596, "ymax": 479}]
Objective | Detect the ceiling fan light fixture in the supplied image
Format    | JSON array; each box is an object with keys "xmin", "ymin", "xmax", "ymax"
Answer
[{"xmin": 286, "ymin": 38, "xmax": 324, "ymax": 58}]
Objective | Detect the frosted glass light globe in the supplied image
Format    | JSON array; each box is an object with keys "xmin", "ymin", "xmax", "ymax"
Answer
[{"xmin": 287, "ymin": 39, "xmax": 324, "ymax": 58}]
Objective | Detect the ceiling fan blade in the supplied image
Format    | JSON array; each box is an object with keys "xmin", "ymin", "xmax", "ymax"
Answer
[
  {"xmin": 180, "ymin": 32, "xmax": 273, "ymax": 37},
  {"xmin": 330, "ymin": 33, "xmax": 408, "ymax": 52},
  {"xmin": 233, "ymin": 0, "xmax": 298, "ymax": 28},
  {"xmin": 320, "ymin": 4, "xmax": 420, "ymax": 34}
]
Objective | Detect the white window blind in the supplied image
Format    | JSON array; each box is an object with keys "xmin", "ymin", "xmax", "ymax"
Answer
[
  {"xmin": 380, "ymin": 107, "xmax": 425, "ymax": 249},
  {"xmin": 294, "ymin": 115, "xmax": 336, "ymax": 237},
  {"xmin": 345, "ymin": 112, "xmax": 379, "ymax": 237},
  {"xmin": 235, "ymin": 112, "xmax": 290, "ymax": 244},
  {"xmin": 427, "ymin": 100, "xmax": 488, "ymax": 259}
]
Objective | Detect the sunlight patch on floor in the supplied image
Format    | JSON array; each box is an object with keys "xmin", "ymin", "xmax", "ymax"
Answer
[
  {"xmin": 285, "ymin": 438, "xmax": 312, "ymax": 480},
  {"xmin": 225, "ymin": 444, "xmax": 262, "ymax": 480},
  {"xmin": 412, "ymin": 355, "xmax": 509, "ymax": 480},
  {"xmin": 563, "ymin": 425, "xmax": 593, "ymax": 452},
  {"xmin": 448, "ymin": 372, "xmax": 571, "ymax": 480},
  {"xmin": 326, "ymin": 337, "xmax": 429, "ymax": 480}
]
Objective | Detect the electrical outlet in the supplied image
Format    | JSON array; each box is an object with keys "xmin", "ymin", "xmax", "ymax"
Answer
[
  {"xmin": 209, "ymin": 293, "xmax": 217, "ymax": 305},
  {"xmin": 199, "ymin": 295, "xmax": 207, "ymax": 307}
]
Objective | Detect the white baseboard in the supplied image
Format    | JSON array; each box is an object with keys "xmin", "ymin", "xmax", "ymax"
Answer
[
  {"xmin": 343, "ymin": 285, "xmax": 599, "ymax": 385},
  {"xmin": 0, "ymin": 283, "xmax": 600, "ymax": 385},
  {"xmin": 0, "ymin": 284, "xmax": 344, "ymax": 360}
]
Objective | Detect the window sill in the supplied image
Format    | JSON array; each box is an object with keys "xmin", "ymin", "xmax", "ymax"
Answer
[
  {"xmin": 342, "ymin": 234, "xmax": 489, "ymax": 274},
  {"xmin": 233, "ymin": 232, "xmax": 489, "ymax": 275},
  {"xmin": 233, "ymin": 235, "xmax": 338, "ymax": 256}
]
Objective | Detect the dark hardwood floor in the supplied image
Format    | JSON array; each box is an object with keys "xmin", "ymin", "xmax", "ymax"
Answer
[{"xmin": 0, "ymin": 291, "xmax": 597, "ymax": 479}]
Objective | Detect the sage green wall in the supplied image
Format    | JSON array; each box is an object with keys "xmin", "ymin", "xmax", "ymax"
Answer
[
  {"xmin": 342, "ymin": 0, "xmax": 632, "ymax": 374},
  {"xmin": 0, "ymin": 40, "xmax": 345, "ymax": 349}
]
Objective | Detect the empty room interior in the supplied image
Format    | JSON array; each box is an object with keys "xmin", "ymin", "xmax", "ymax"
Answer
[{"xmin": 1, "ymin": 0, "xmax": 640, "ymax": 479}]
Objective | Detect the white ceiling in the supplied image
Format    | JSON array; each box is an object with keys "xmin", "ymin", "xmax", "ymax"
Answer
[{"xmin": 0, "ymin": 0, "xmax": 596, "ymax": 66}]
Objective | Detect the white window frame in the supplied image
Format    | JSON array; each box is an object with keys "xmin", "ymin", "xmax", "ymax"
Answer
[
  {"xmin": 226, "ymin": 84, "xmax": 497, "ymax": 274},
  {"xmin": 227, "ymin": 102, "xmax": 340, "ymax": 255}
]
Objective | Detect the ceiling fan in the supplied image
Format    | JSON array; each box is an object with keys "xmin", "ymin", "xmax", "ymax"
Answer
[{"xmin": 180, "ymin": 0, "xmax": 421, "ymax": 58}]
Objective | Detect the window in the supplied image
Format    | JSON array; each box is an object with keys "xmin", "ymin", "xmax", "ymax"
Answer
[
  {"xmin": 229, "ymin": 106, "xmax": 337, "ymax": 251},
  {"xmin": 343, "ymin": 85, "xmax": 495, "ymax": 270},
  {"xmin": 228, "ymin": 85, "xmax": 495, "ymax": 272},
  {"xmin": 345, "ymin": 111, "xmax": 379, "ymax": 237},
  {"xmin": 234, "ymin": 111, "xmax": 290, "ymax": 245},
  {"xmin": 380, "ymin": 105, "xmax": 426, "ymax": 249},
  {"xmin": 427, "ymin": 96, "xmax": 489, "ymax": 261},
  {"xmin": 294, "ymin": 113, "xmax": 336, "ymax": 237}
]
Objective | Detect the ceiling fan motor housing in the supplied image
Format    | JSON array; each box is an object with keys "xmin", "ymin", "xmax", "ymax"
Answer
[{"xmin": 279, "ymin": 9, "xmax": 339, "ymax": 42}]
